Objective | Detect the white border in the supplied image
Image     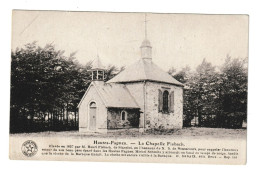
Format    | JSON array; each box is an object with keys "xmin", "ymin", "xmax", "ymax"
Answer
[{"xmin": 2, "ymin": 1, "xmax": 259, "ymax": 169}]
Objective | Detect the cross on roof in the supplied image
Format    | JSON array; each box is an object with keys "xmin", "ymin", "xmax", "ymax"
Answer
[{"xmin": 144, "ymin": 13, "xmax": 149, "ymax": 40}]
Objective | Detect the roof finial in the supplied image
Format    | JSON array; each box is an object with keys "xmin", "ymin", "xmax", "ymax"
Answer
[
  {"xmin": 140, "ymin": 13, "xmax": 152, "ymax": 60},
  {"xmin": 144, "ymin": 13, "xmax": 148, "ymax": 40}
]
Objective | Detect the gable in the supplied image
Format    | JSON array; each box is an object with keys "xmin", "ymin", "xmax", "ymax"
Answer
[{"xmin": 77, "ymin": 83, "xmax": 106, "ymax": 109}]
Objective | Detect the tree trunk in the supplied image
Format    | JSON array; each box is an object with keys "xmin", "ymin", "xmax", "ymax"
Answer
[
  {"xmin": 66, "ymin": 103, "xmax": 69, "ymax": 125},
  {"xmin": 74, "ymin": 110, "xmax": 77, "ymax": 127}
]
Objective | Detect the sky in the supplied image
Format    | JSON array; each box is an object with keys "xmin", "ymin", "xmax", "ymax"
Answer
[{"xmin": 12, "ymin": 11, "xmax": 248, "ymax": 71}]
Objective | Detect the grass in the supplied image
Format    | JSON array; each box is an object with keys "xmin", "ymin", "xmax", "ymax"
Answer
[{"xmin": 10, "ymin": 127, "xmax": 246, "ymax": 140}]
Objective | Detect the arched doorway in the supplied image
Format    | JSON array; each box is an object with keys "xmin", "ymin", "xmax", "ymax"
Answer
[{"xmin": 89, "ymin": 102, "xmax": 96, "ymax": 131}]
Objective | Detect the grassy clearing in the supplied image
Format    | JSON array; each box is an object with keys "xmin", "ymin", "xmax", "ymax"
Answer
[{"xmin": 10, "ymin": 127, "xmax": 246, "ymax": 140}]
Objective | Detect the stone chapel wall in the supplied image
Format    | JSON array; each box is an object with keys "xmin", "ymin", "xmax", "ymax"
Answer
[
  {"xmin": 145, "ymin": 81, "xmax": 183, "ymax": 129},
  {"xmin": 107, "ymin": 108, "xmax": 140, "ymax": 129},
  {"xmin": 124, "ymin": 82, "xmax": 145, "ymax": 128}
]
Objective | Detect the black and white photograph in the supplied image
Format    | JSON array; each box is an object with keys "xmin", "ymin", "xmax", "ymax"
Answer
[{"xmin": 9, "ymin": 10, "xmax": 248, "ymax": 164}]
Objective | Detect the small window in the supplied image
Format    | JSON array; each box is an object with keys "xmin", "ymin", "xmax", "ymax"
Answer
[
  {"xmin": 121, "ymin": 111, "xmax": 127, "ymax": 121},
  {"xmin": 163, "ymin": 90, "xmax": 169, "ymax": 112},
  {"xmin": 92, "ymin": 71, "xmax": 97, "ymax": 80},
  {"xmin": 98, "ymin": 71, "xmax": 104, "ymax": 80}
]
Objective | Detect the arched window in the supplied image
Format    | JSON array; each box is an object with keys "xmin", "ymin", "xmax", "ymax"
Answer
[
  {"xmin": 89, "ymin": 102, "xmax": 96, "ymax": 108},
  {"xmin": 121, "ymin": 111, "xmax": 127, "ymax": 121},
  {"xmin": 163, "ymin": 90, "xmax": 169, "ymax": 112}
]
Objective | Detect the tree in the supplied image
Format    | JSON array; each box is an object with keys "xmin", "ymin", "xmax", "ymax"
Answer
[
  {"xmin": 176, "ymin": 59, "xmax": 221, "ymax": 127},
  {"xmin": 217, "ymin": 56, "xmax": 248, "ymax": 128},
  {"xmin": 195, "ymin": 59, "xmax": 220, "ymax": 127},
  {"xmin": 168, "ymin": 66, "xmax": 195, "ymax": 126},
  {"xmin": 10, "ymin": 42, "xmax": 122, "ymax": 133},
  {"xmin": 172, "ymin": 66, "xmax": 191, "ymax": 84},
  {"xmin": 175, "ymin": 57, "xmax": 248, "ymax": 128},
  {"xmin": 104, "ymin": 65, "xmax": 125, "ymax": 82},
  {"xmin": 10, "ymin": 42, "xmax": 91, "ymax": 132}
]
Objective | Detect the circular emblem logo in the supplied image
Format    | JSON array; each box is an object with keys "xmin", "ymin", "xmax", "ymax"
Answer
[{"xmin": 21, "ymin": 140, "xmax": 38, "ymax": 157}]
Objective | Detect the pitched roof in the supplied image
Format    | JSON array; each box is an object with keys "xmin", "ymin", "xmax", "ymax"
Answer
[
  {"xmin": 107, "ymin": 59, "xmax": 184, "ymax": 86},
  {"xmin": 78, "ymin": 81, "xmax": 140, "ymax": 109}
]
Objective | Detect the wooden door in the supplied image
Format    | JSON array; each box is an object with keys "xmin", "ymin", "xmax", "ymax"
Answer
[{"xmin": 89, "ymin": 102, "xmax": 96, "ymax": 131}]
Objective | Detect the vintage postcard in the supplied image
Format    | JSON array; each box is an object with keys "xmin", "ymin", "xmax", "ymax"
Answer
[{"xmin": 9, "ymin": 10, "xmax": 248, "ymax": 164}]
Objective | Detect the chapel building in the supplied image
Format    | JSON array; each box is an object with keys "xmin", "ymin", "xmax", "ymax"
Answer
[{"xmin": 78, "ymin": 38, "xmax": 184, "ymax": 133}]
